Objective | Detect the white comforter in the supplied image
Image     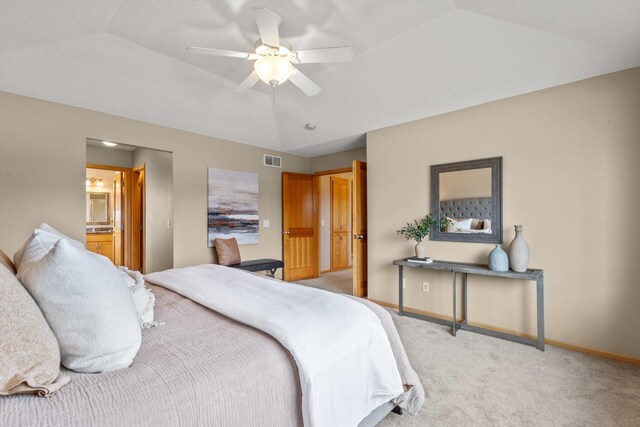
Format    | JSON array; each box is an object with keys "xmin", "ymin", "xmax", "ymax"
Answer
[{"xmin": 145, "ymin": 264, "xmax": 403, "ymax": 427}]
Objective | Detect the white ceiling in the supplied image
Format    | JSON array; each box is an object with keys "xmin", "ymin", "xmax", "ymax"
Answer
[
  {"xmin": 87, "ymin": 138, "xmax": 138, "ymax": 152},
  {"xmin": 1, "ymin": 0, "xmax": 639, "ymax": 157}
]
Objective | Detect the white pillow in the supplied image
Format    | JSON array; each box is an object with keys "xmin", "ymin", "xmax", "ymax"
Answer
[
  {"xmin": 13, "ymin": 224, "xmax": 83, "ymax": 270},
  {"xmin": 447, "ymin": 218, "xmax": 473, "ymax": 232},
  {"xmin": 483, "ymin": 219, "xmax": 492, "ymax": 232},
  {"xmin": 18, "ymin": 239, "xmax": 141, "ymax": 373},
  {"xmin": 119, "ymin": 267, "xmax": 159, "ymax": 329}
]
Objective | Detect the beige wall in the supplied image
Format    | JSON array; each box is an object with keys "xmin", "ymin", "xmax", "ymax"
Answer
[
  {"xmin": 87, "ymin": 145, "xmax": 133, "ymax": 168},
  {"xmin": 367, "ymin": 67, "xmax": 640, "ymax": 359},
  {"xmin": 310, "ymin": 147, "xmax": 366, "ymax": 172},
  {"xmin": 0, "ymin": 92, "xmax": 310, "ymax": 270},
  {"xmin": 132, "ymin": 148, "xmax": 173, "ymax": 273}
]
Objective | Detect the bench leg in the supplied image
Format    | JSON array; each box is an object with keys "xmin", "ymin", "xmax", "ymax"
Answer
[{"xmin": 268, "ymin": 269, "xmax": 277, "ymax": 278}]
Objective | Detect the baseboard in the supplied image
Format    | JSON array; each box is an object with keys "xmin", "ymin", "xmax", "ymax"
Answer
[
  {"xmin": 367, "ymin": 298, "xmax": 640, "ymax": 366},
  {"xmin": 320, "ymin": 269, "xmax": 331, "ymax": 274}
]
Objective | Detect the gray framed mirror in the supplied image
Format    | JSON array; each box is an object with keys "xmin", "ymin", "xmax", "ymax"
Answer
[{"xmin": 430, "ymin": 157, "xmax": 502, "ymax": 243}]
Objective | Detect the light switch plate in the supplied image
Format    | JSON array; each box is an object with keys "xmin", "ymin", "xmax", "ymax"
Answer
[{"xmin": 263, "ymin": 219, "xmax": 270, "ymax": 228}]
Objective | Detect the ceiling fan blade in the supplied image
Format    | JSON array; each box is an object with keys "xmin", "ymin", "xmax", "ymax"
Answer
[
  {"xmin": 235, "ymin": 71, "xmax": 260, "ymax": 92},
  {"xmin": 292, "ymin": 46, "xmax": 353, "ymax": 64},
  {"xmin": 288, "ymin": 67, "xmax": 321, "ymax": 96},
  {"xmin": 253, "ymin": 7, "xmax": 280, "ymax": 47},
  {"xmin": 186, "ymin": 46, "xmax": 257, "ymax": 60}
]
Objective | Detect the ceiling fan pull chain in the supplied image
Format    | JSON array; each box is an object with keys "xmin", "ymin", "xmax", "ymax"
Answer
[{"xmin": 271, "ymin": 85, "xmax": 276, "ymax": 106}]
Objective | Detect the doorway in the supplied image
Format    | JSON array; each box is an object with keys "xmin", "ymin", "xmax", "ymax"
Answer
[
  {"xmin": 282, "ymin": 160, "xmax": 367, "ymax": 297},
  {"xmin": 86, "ymin": 165, "xmax": 130, "ymax": 267},
  {"xmin": 86, "ymin": 138, "xmax": 173, "ymax": 274}
]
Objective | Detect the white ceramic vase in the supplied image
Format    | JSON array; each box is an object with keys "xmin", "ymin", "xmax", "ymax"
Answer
[
  {"xmin": 508, "ymin": 225, "xmax": 529, "ymax": 272},
  {"xmin": 415, "ymin": 241, "xmax": 427, "ymax": 258}
]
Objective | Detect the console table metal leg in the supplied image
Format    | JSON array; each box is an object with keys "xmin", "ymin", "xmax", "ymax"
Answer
[
  {"xmin": 452, "ymin": 271, "xmax": 457, "ymax": 336},
  {"xmin": 537, "ymin": 274, "xmax": 545, "ymax": 351},
  {"xmin": 398, "ymin": 266, "xmax": 404, "ymax": 316},
  {"xmin": 462, "ymin": 273, "xmax": 468, "ymax": 325}
]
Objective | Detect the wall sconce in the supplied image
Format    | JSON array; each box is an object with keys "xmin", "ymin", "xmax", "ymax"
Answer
[{"xmin": 86, "ymin": 178, "xmax": 104, "ymax": 187}]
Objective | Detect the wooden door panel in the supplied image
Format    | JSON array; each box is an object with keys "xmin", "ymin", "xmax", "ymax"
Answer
[
  {"xmin": 352, "ymin": 161, "xmax": 367, "ymax": 297},
  {"xmin": 283, "ymin": 173, "xmax": 318, "ymax": 281},
  {"xmin": 113, "ymin": 172, "xmax": 123, "ymax": 266},
  {"xmin": 331, "ymin": 176, "xmax": 350, "ymax": 271}
]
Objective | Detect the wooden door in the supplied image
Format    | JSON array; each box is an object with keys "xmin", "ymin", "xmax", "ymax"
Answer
[
  {"xmin": 330, "ymin": 176, "xmax": 350, "ymax": 271},
  {"xmin": 113, "ymin": 172, "xmax": 124, "ymax": 266},
  {"xmin": 352, "ymin": 160, "xmax": 367, "ymax": 297},
  {"xmin": 131, "ymin": 165, "xmax": 145, "ymax": 273},
  {"xmin": 282, "ymin": 172, "xmax": 318, "ymax": 281}
]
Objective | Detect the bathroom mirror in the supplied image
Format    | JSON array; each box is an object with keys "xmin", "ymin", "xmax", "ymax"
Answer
[
  {"xmin": 430, "ymin": 157, "xmax": 502, "ymax": 243},
  {"xmin": 86, "ymin": 192, "xmax": 110, "ymax": 224}
]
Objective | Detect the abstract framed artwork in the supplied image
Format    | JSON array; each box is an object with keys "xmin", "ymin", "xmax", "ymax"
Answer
[{"xmin": 207, "ymin": 167, "xmax": 259, "ymax": 246}]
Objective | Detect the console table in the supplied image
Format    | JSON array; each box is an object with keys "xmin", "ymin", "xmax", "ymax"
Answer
[{"xmin": 393, "ymin": 258, "xmax": 544, "ymax": 351}]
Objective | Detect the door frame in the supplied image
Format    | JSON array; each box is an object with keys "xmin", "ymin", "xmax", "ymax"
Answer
[
  {"xmin": 86, "ymin": 163, "xmax": 131, "ymax": 267},
  {"xmin": 314, "ymin": 166, "xmax": 364, "ymax": 295},
  {"xmin": 131, "ymin": 164, "xmax": 145, "ymax": 273}
]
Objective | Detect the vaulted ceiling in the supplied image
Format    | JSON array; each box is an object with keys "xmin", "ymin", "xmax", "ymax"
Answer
[{"xmin": 1, "ymin": 1, "xmax": 639, "ymax": 157}]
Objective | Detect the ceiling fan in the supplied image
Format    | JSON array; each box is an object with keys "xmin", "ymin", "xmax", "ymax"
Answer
[{"xmin": 187, "ymin": 7, "xmax": 353, "ymax": 96}]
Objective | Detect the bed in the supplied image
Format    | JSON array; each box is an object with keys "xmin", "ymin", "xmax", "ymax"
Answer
[
  {"xmin": 441, "ymin": 197, "xmax": 492, "ymax": 233},
  {"xmin": 1, "ymin": 267, "xmax": 424, "ymax": 426}
]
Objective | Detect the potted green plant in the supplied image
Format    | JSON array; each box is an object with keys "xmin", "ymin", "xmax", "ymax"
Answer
[{"xmin": 397, "ymin": 215, "xmax": 452, "ymax": 258}]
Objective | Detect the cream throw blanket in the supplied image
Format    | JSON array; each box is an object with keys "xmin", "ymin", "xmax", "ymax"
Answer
[{"xmin": 145, "ymin": 264, "xmax": 404, "ymax": 427}]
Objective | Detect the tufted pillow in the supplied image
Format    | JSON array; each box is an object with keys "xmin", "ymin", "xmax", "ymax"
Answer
[
  {"xmin": 0, "ymin": 249, "xmax": 15, "ymax": 274},
  {"xmin": 18, "ymin": 239, "xmax": 141, "ymax": 373},
  {"xmin": 0, "ymin": 264, "xmax": 69, "ymax": 396},
  {"xmin": 447, "ymin": 218, "xmax": 473, "ymax": 232},
  {"xmin": 215, "ymin": 237, "xmax": 241, "ymax": 266}
]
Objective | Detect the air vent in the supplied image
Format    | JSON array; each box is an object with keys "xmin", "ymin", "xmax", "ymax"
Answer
[{"xmin": 264, "ymin": 154, "xmax": 282, "ymax": 168}]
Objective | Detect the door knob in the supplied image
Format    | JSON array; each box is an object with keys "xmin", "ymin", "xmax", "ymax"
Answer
[
  {"xmin": 354, "ymin": 234, "xmax": 365, "ymax": 239},
  {"xmin": 283, "ymin": 230, "xmax": 290, "ymax": 235}
]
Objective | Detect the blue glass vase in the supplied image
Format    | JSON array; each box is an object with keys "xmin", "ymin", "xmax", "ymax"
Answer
[{"xmin": 488, "ymin": 244, "xmax": 509, "ymax": 272}]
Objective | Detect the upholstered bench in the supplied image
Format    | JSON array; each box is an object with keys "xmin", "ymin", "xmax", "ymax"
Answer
[{"xmin": 229, "ymin": 259, "xmax": 284, "ymax": 278}]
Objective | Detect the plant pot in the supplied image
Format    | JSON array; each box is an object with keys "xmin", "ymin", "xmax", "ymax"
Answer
[{"xmin": 415, "ymin": 241, "xmax": 427, "ymax": 259}]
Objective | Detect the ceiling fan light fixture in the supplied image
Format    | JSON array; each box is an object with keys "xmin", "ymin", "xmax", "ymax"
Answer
[{"xmin": 254, "ymin": 55, "xmax": 292, "ymax": 86}]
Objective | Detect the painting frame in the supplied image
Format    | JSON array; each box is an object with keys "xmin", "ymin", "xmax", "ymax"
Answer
[{"xmin": 207, "ymin": 167, "xmax": 259, "ymax": 247}]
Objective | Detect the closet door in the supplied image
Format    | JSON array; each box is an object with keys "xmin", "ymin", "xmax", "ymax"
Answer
[
  {"xmin": 352, "ymin": 161, "xmax": 367, "ymax": 298},
  {"xmin": 330, "ymin": 176, "xmax": 350, "ymax": 271}
]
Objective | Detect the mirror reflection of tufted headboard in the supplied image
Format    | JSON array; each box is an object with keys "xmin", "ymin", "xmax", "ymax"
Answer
[{"xmin": 440, "ymin": 197, "xmax": 492, "ymax": 220}]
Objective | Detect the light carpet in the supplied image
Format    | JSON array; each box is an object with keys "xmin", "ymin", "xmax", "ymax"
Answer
[
  {"xmin": 294, "ymin": 274, "xmax": 640, "ymax": 426},
  {"xmin": 378, "ymin": 311, "xmax": 640, "ymax": 426},
  {"xmin": 296, "ymin": 269, "xmax": 353, "ymax": 294}
]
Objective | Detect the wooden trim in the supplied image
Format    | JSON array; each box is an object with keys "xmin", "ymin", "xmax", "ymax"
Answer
[
  {"xmin": 320, "ymin": 269, "xmax": 331, "ymax": 274},
  {"xmin": 86, "ymin": 163, "xmax": 131, "ymax": 173},
  {"xmin": 314, "ymin": 167, "xmax": 352, "ymax": 176},
  {"xmin": 131, "ymin": 164, "xmax": 145, "ymax": 273},
  {"xmin": 368, "ymin": 298, "xmax": 640, "ymax": 365}
]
